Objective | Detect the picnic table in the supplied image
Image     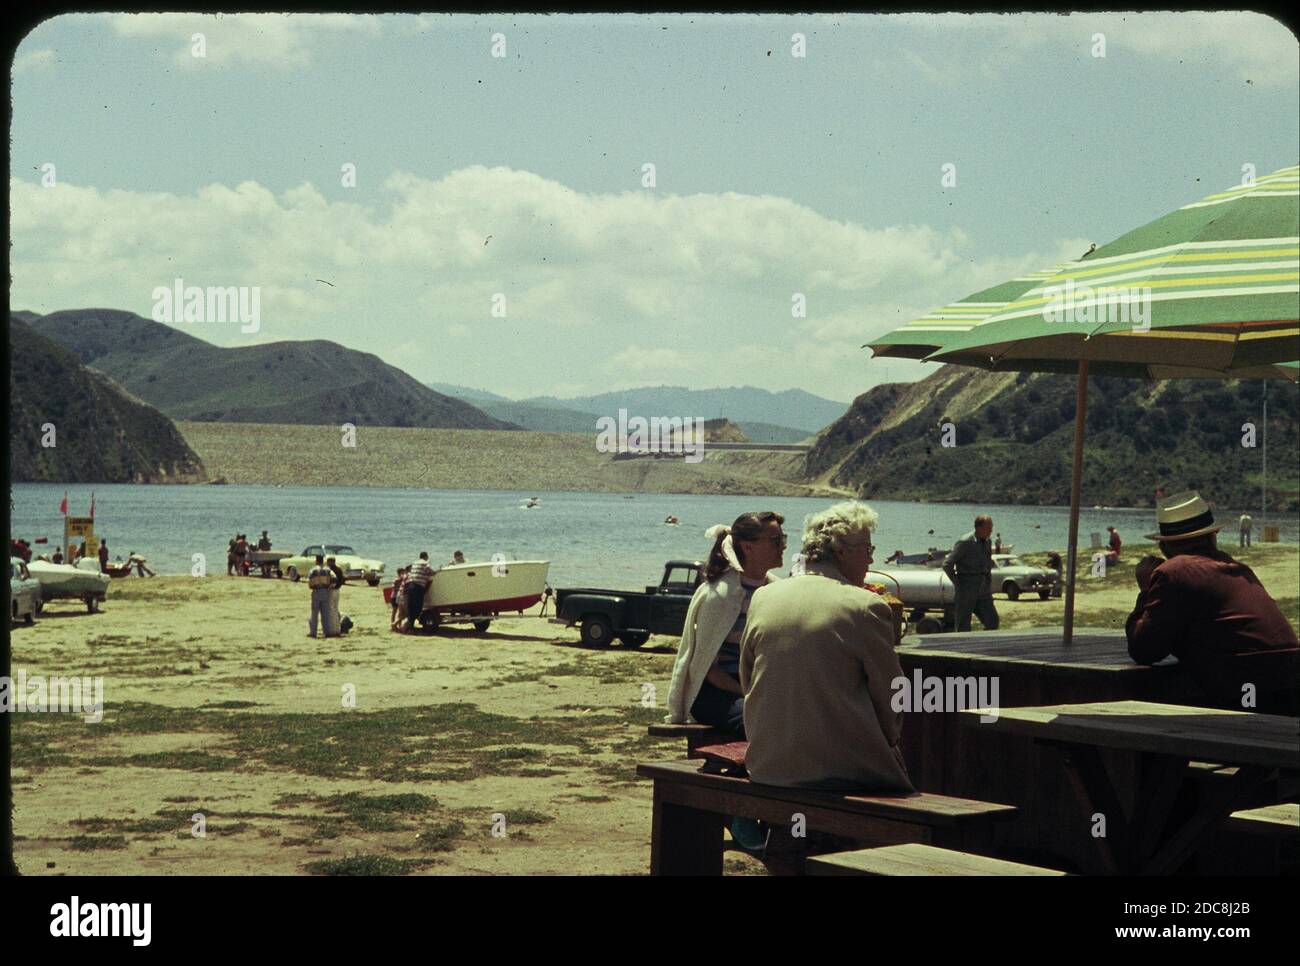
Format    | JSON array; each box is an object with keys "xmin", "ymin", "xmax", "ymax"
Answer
[
  {"xmin": 960, "ymin": 701, "xmax": 1300, "ymax": 874},
  {"xmin": 894, "ymin": 626, "xmax": 1258, "ymax": 869}
]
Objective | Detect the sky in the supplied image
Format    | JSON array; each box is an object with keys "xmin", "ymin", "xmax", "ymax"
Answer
[{"xmin": 10, "ymin": 11, "xmax": 1299, "ymax": 403}]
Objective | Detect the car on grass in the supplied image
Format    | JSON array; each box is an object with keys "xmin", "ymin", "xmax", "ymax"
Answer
[
  {"xmin": 281, "ymin": 545, "xmax": 386, "ymax": 586},
  {"xmin": 991, "ymin": 554, "xmax": 1060, "ymax": 600}
]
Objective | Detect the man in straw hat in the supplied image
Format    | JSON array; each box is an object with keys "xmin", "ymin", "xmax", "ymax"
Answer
[{"xmin": 1126, "ymin": 491, "xmax": 1297, "ymax": 712}]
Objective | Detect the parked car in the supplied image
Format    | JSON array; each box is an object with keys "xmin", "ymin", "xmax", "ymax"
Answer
[
  {"xmin": 281, "ymin": 545, "xmax": 385, "ymax": 586},
  {"xmin": 10, "ymin": 557, "xmax": 40, "ymax": 625},
  {"xmin": 553, "ymin": 560, "xmax": 702, "ymax": 647},
  {"xmin": 990, "ymin": 554, "xmax": 1059, "ymax": 600}
]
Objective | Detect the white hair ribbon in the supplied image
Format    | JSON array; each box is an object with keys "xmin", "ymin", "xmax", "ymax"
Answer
[{"xmin": 705, "ymin": 524, "xmax": 744, "ymax": 573}]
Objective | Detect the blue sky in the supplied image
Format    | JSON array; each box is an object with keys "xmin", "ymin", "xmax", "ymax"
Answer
[{"xmin": 11, "ymin": 12, "xmax": 1299, "ymax": 402}]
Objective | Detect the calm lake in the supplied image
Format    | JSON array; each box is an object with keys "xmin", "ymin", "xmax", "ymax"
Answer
[{"xmin": 10, "ymin": 483, "xmax": 1298, "ymax": 587}]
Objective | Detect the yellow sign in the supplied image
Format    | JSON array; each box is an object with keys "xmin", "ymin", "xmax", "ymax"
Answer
[
  {"xmin": 85, "ymin": 536, "xmax": 100, "ymax": 559},
  {"xmin": 66, "ymin": 516, "xmax": 94, "ymax": 538}
]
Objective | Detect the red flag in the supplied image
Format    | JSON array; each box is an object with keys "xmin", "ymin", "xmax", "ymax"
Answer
[
  {"xmin": 59, "ymin": 491, "xmax": 68, "ymax": 514},
  {"xmin": 90, "ymin": 492, "xmax": 96, "ymax": 519}
]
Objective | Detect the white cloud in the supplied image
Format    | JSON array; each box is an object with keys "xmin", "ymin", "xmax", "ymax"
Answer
[
  {"xmin": 13, "ymin": 47, "xmax": 56, "ymax": 74},
  {"xmin": 890, "ymin": 11, "xmax": 1298, "ymax": 88},
  {"xmin": 9, "ymin": 167, "xmax": 1098, "ymax": 399},
  {"xmin": 108, "ymin": 12, "xmax": 380, "ymax": 70}
]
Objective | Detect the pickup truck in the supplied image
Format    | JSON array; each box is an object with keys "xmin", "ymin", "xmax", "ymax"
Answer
[{"xmin": 553, "ymin": 560, "xmax": 702, "ymax": 647}]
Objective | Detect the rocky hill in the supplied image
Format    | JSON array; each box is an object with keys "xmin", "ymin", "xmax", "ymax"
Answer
[
  {"xmin": 9, "ymin": 319, "xmax": 207, "ymax": 483},
  {"xmin": 807, "ymin": 365, "xmax": 1300, "ymax": 511}
]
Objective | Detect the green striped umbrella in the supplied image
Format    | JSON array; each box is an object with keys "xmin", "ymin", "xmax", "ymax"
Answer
[
  {"xmin": 926, "ymin": 164, "xmax": 1299, "ymax": 371},
  {"xmin": 867, "ymin": 263, "xmax": 1071, "ymax": 360}
]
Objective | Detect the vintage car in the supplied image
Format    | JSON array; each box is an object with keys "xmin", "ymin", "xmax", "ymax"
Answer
[
  {"xmin": 553, "ymin": 560, "xmax": 702, "ymax": 647},
  {"xmin": 10, "ymin": 557, "xmax": 41, "ymax": 625},
  {"xmin": 990, "ymin": 553, "xmax": 1060, "ymax": 600},
  {"xmin": 281, "ymin": 545, "xmax": 386, "ymax": 586}
]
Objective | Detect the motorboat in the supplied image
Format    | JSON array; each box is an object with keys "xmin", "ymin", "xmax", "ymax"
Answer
[
  {"xmin": 387, "ymin": 559, "xmax": 550, "ymax": 632},
  {"xmin": 27, "ymin": 559, "xmax": 111, "ymax": 612}
]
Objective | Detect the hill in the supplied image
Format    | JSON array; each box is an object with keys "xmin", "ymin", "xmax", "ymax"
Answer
[
  {"xmin": 9, "ymin": 319, "xmax": 207, "ymax": 483},
  {"xmin": 25, "ymin": 309, "xmax": 516, "ymax": 430},
  {"xmin": 807, "ymin": 365, "xmax": 1300, "ymax": 511}
]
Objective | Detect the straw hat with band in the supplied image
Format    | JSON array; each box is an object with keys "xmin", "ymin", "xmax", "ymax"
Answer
[{"xmin": 1144, "ymin": 491, "xmax": 1225, "ymax": 542}]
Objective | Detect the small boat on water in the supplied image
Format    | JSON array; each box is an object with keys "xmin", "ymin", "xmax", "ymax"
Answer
[
  {"xmin": 27, "ymin": 559, "xmax": 111, "ymax": 612},
  {"xmin": 385, "ymin": 559, "xmax": 550, "ymax": 632}
]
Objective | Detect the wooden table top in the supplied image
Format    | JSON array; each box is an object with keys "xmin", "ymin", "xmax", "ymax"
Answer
[
  {"xmin": 900, "ymin": 626, "xmax": 1178, "ymax": 672},
  {"xmin": 959, "ymin": 701, "xmax": 1300, "ymax": 770}
]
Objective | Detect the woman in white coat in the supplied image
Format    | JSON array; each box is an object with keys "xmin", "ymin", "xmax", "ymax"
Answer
[{"xmin": 665, "ymin": 511, "xmax": 786, "ymax": 736}]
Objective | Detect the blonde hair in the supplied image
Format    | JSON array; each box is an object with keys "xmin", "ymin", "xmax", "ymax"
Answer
[{"xmin": 802, "ymin": 501, "xmax": 879, "ymax": 562}]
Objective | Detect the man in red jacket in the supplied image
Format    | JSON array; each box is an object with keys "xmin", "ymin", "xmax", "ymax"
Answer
[{"xmin": 1126, "ymin": 492, "xmax": 1297, "ymax": 712}]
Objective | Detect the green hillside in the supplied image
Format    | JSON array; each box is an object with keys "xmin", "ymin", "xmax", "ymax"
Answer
[
  {"xmin": 808, "ymin": 366, "xmax": 1300, "ymax": 511},
  {"xmin": 27, "ymin": 309, "xmax": 516, "ymax": 430}
]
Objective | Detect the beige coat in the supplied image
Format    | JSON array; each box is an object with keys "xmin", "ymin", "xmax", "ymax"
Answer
[{"xmin": 739, "ymin": 559, "xmax": 912, "ymax": 792}]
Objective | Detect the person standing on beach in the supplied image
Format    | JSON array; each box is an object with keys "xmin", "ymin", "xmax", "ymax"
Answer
[
  {"xmin": 390, "ymin": 566, "xmax": 409, "ymax": 631},
  {"xmin": 325, "ymin": 556, "xmax": 346, "ymax": 637},
  {"xmin": 98, "ymin": 540, "xmax": 110, "ymax": 573},
  {"xmin": 943, "ymin": 515, "xmax": 999, "ymax": 631},
  {"xmin": 404, "ymin": 552, "xmax": 436, "ymax": 632},
  {"xmin": 307, "ymin": 554, "xmax": 333, "ymax": 638},
  {"xmin": 257, "ymin": 530, "xmax": 274, "ymax": 577},
  {"xmin": 234, "ymin": 534, "xmax": 250, "ymax": 576},
  {"xmin": 227, "ymin": 536, "xmax": 238, "ymax": 576},
  {"xmin": 1239, "ymin": 513, "xmax": 1253, "ymax": 548}
]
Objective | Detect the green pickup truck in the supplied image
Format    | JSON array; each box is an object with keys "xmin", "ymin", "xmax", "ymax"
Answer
[{"xmin": 552, "ymin": 560, "xmax": 703, "ymax": 647}]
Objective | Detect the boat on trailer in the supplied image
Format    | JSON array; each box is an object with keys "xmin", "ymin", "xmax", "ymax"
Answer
[{"xmin": 385, "ymin": 559, "xmax": 551, "ymax": 632}]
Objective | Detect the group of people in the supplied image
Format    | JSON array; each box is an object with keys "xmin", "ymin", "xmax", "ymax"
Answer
[
  {"xmin": 386, "ymin": 550, "xmax": 469, "ymax": 632},
  {"xmin": 666, "ymin": 492, "xmax": 1297, "ymax": 805},
  {"xmin": 12, "ymin": 536, "xmax": 155, "ymax": 576},
  {"xmin": 227, "ymin": 531, "xmax": 273, "ymax": 577}
]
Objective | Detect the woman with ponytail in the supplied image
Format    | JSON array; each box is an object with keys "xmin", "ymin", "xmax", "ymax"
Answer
[{"xmin": 665, "ymin": 510, "xmax": 785, "ymax": 735}]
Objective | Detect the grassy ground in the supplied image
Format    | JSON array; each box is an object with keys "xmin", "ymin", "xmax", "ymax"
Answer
[
  {"xmin": 11, "ymin": 539, "xmax": 1296, "ymax": 875},
  {"xmin": 178, "ymin": 421, "xmax": 846, "ymax": 497}
]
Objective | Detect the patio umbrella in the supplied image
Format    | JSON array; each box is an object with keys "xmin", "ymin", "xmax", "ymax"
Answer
[{"xmin": 880, "ymin": 165, "xmax": 1299, "ymax": 644}]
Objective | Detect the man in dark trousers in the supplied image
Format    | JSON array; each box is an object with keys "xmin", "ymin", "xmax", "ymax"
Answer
[
  {"xmin": 1127, "ymin": 491, "xmax": 1298, "ymax": 713},
  {"xmin": 943, "ymin": 515, "xmax": 999, "ymax": 631},
  {"xmin": 98, "ymin": 540, "xmax": 110, "ymax": 573}
]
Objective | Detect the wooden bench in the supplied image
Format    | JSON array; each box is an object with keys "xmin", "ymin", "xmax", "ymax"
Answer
[
  {"xmin": 647, "ymin": 722, "xmax": 731, "ymax": 758},
  {"xmin": 637, "ymin": 758, "xmax": 1019, "ymax": 875},
  {"xmin": 806, "ymin": 843, "xmax": 1068, "ymax": 876},
  {"xmin": 1225, "ymin": 803, "xmax": 1300, "ymax": 839}
]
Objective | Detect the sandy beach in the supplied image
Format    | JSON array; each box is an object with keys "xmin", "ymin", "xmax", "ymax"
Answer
[{"xmin": 11, "ymin": 542, "xmax": 1297, "ymax": 875}]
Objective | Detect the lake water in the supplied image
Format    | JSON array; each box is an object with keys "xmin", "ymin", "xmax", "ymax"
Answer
[{"xmin": 10, "ymin": 483, "xmax": 1298, "ymax": 587}]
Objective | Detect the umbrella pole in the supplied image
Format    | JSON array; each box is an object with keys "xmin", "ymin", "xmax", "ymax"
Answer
[{"xmin": 1063, "ymin": 359, "xmax": 1089, "ymax": 646}]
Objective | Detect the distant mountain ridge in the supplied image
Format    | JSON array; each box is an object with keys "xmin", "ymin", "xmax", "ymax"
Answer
[
  {"xmin": 522, "ymin": 385, "xmax": 847, "ymax": 433},
  {"xmin": 9, "ymin": 319, "xmax": 207, "ymax": 483},
  {"xmin": 25, "ymin": 309, "xmax": 517, "ymax": 430},
  {"xmin": 426, "ymin": 382, "xmax": 836, "ymax": 439}
]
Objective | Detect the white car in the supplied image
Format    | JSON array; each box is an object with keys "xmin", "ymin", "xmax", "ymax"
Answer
[
  {"xmin": 991, "ymin": 554, "xmax": 1060, "ymax": 600},
  {"xmin": 10, "ymin": 557, "xmax": 40, "ymax": 625},
  {"xmin": 281, "ymin": 545, "xmax": 385, "ymax": 586}
]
